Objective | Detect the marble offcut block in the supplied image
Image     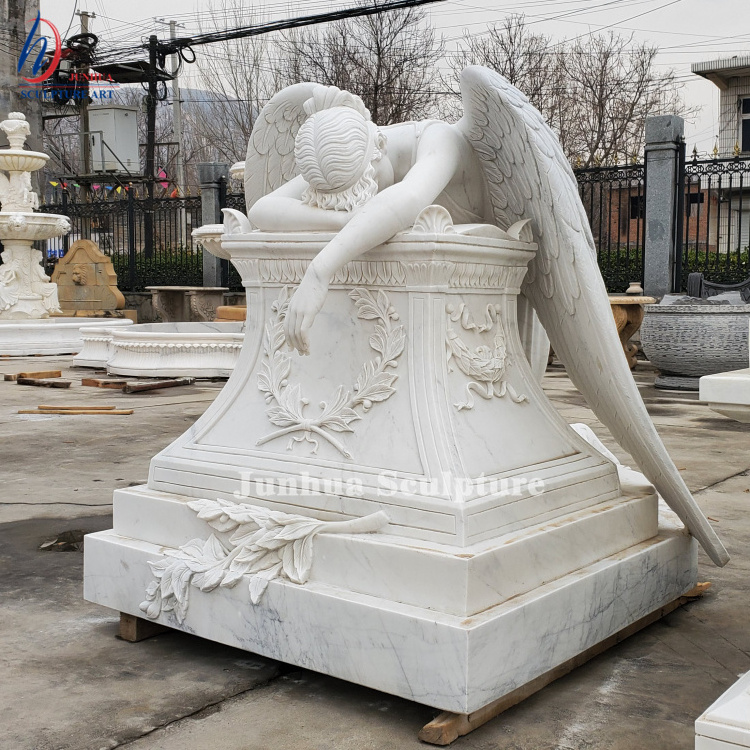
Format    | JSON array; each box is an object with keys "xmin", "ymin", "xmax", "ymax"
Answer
[{"xmin": 696, "ymin": 671, "xmax": 750, "ymax": 749}]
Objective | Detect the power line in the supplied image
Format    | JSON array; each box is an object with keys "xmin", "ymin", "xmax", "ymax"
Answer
[{"xmin": 93, "ymin": 0, "xmax": 447, "ymax": 64}]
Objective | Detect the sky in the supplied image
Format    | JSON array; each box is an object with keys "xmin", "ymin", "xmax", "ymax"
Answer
[{"xmin": 40, "ymin": 0, "xmax": 750, "ymax": 156}]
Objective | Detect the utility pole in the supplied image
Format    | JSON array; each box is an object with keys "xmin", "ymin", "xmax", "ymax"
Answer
[
  {"xmin": 144, "ymin": 34, "xmax": 158, "ymax": 258},
  {"xmin": 75, "ymin": 11, "xmax": 96, "ymax": 184},
  {"xmin": 169, "ymin": 21, "xmax": 186, "ymax": 197},
  {"xmin": 155, "ymin": 18, "xmax": 186, "ymax": 197},
  {"xmin": 75, "ymin": 9, "xmax": 95, "ymax": 239}
]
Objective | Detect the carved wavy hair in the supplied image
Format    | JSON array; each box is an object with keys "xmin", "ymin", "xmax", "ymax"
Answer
[{"xmin": 294, "ymin": 87, "xmax": 385, "ymax": 212}]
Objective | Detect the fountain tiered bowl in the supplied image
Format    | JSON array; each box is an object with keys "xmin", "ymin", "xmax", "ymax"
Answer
[{"xmin": 0, "ymin": 112, "xmax": 132, "ymax": 354}]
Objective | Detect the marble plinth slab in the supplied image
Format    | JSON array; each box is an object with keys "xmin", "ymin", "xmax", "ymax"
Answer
[
  {"xmin": 700, "ymin": 368, "xmax": 750, "ymax": 423},
  {"xmin": 84, "ymin": 520, "xmax": 696, "ymax": 714},
  {"xmin": 696, "ymin": 671, "xmax": 750, "ymax": 749},
  {"xmin": 0, "ymin": 316, "xmax": 132, "ymax": 356},
  {"xmin": 74, "ymin": 322, "xmax": 245, "ymax": 377}
]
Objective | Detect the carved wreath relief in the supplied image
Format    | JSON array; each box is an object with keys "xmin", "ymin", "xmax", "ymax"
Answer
[
  {"xmin": 257, "ymin": 286, "xmax": 405, "ymax": 459},
  {"xmin": 445, "ymin": 302, "xmax": 528, "ymax": 410}
]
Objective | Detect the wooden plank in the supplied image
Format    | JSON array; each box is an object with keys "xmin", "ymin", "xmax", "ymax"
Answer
[
  {"xmin": 123, "ymin": 377, "xmax": 195, "ymax": 394},
  {"xmin": 5, "ymin": 370, "xmax": 62, "ymax": 381},
  {"xmin": 418, "ymin": 583, "xmax": 711, "ymax": 746},
  {"xmin": 118, "ymin": 612, "xmax": 171, "ymax": 643},
  {"xmin": 38, "ymin": 405, "xmax": 116, "ymax": 411},
  {"xmin": 16, "ymin": 378, "xmax": 71, "ymax": 388},
  {"xmin": 18, "ymin": 409, "xmax": 134, "ymax": 415},
  {"xmin": 81, "ymin": 377, "xmax": 129, "ymax": 389}
]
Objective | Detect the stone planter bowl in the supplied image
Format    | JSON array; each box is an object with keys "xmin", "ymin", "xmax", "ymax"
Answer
[{"xmin": 640, "ymin": 304, "xmax": 750, "ymax": 390}]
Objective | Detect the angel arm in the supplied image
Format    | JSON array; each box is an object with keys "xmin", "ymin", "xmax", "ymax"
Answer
[
  {"xmin": 249, "ymin": 176, "xmax": 351, "ymax": 232},
  {"xmin": 284, "ymin": 123, "xmax": 463, "ymax": 353}
]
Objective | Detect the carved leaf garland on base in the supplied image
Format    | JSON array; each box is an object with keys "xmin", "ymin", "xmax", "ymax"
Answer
[
  {"xmin": 256, "ymin": 286, "xmax": 405, "ymax": 459},
  {"xmin": 140, "ymin": 498, "xmax": 389, "ymax": 624}
]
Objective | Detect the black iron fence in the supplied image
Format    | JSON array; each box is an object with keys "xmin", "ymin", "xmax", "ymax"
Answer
[
  {"xmin": 675, "ymin": 150, "xmax": 750, "ymax": 291},
  {"xmin": 573, "ymin": 163, "xmax": 646, "ymax": 293},
  {"xmin": 38, "ymin": 191, "xmax": 244, "ymax": 292},
  {"xmin": 31, "ymin": 155, "xmax": 749, "ymax": 298}
]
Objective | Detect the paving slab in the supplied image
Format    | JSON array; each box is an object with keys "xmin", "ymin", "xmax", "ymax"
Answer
[
  {"xmin": 0, "ymin": 515, "xmax": 282, "ymax": 750},
  {"xmin": 0, "ymin": 355, "xmax": 224, "ymax": 524}
]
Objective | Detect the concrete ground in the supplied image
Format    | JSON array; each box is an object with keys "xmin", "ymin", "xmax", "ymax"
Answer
[{"xmin": 1, "ymin": 355, "xmax": 748, "ymax": 750}]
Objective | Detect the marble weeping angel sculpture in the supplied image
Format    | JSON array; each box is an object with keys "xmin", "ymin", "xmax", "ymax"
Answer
[
  {"xmin": 244, "ymin": 68, "xmax": 728, "ymax": 567},
  {"xmin": 85, "ymin": 66, "xmax": 727, "ymax": 724}
]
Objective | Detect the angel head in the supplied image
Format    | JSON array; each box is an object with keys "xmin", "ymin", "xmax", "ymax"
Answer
[{"xmin": 294, "ymin": 87, "xmax": 386, "ymax": 212}]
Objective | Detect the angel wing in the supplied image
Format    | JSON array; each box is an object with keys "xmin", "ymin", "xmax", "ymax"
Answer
[
  {"xmin": 244, "ymin": 82, "xmax": 321, "ymax": 212},
  {"xmin": 457, "ymin": 65, "xmax": 728, "ymax": 566}
]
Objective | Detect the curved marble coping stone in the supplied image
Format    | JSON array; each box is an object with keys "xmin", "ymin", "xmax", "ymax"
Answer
[
  {"xmin": 101, "ymin": 322, "xmax": 245, "ymax": 379},
  {"xmin": 0, "ymin": 317, "xmax": 132, "ymax": 356}
]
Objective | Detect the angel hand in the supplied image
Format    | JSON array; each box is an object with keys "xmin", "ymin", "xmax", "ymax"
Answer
[{"xmin": 284, "ymin": 264, "xmax": 329, "ymax": 355}]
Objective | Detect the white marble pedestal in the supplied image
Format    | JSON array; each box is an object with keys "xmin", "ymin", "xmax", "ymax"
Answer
[
  {"xmin": 696, "ymin": 671, "xmax": 750, "ymax": 749},
  {"xmin": 84, "ymin": 217, "xmax": 698, "ymax": 716}
]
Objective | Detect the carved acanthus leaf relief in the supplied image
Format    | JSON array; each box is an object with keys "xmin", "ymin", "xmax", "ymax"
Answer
[
  {"xmin": 445, "ymin": 303, "xmax": 528, "ymax": 410},
  {"xmin": 257, "ymin": 286, "xmax": 405, "ymax": 459},
  {"xmin": 140, "ymin": 497, "xmax": 388, "ymax": 623},
  {"xmin": 231, "ymin": 257, "xmax": 524, "ymax": 290}
]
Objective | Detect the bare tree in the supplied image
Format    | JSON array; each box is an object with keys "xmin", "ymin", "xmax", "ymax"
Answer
[
  {"xmin": 560, "ymin": 32, "xmax": 690, "ymax": 165},
  {"xmin": 280, "ymin": 3, "xmax": 444, "ymax": 125},
  {"xmin": 183, "ymin": 2, "xmax": 288, "ymax": 177},
  {"xmin": 448, "ymin": 15, "xmax": 561, "ymax": 121},
  {"xmin": 449, "ymin": 16, "xmax": 692, "ymax": 166}
]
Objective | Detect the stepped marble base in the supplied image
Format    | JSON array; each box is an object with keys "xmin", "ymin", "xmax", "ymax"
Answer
[
  {"xmin": 84, "ymin": 482, "xmax": 697, "ymax": 714},
  {"xmin": 0, "ymin": 316, "xmax": 133, "ymax": 356},
  {"xmin": 84, "ymin": 504, "xmax": 696, "ymax": 714},
  {"xmin": 73, "ymin": 322, "xmax": 245, "ymax": 377},
  {"xmin": 84, "ymin": 223, "xmax": 701, "ymax": 717},
  {"xmin": 700, "ymin": 368, "xmax": 750, "ymax": 423},
  {"xmin": 696, "ymin": 671, "xmax": 750, "ymax": 749}
]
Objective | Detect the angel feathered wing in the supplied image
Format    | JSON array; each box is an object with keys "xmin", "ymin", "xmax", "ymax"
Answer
[
  {"xmin": 457, "ymin": 65, "xmax": 728, "ymax": 566},
  {"xmin": 244, "ymin": 82, "xmax": 320, "ymax": 211}
]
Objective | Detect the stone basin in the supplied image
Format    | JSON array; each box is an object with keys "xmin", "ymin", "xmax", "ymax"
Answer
[
  {"xmin": 0, "ymin": 149, "xmax": 48, "ymax": 173},
  {"xmin": 641, "ymin": 302, "xmax": 750, "ymax": 390},
  {"xmin": 0, "ymin": 212, "xmax": 71, "ymax": 241},
  {"xmin": 0, "ymin": 316, "xmax": 133, "ymax": 356}
]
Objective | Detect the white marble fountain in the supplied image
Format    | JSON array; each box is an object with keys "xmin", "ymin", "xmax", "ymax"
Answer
[{"xmin": 0, "ymin": 112, "xmax": 131, "ymax": 354}]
